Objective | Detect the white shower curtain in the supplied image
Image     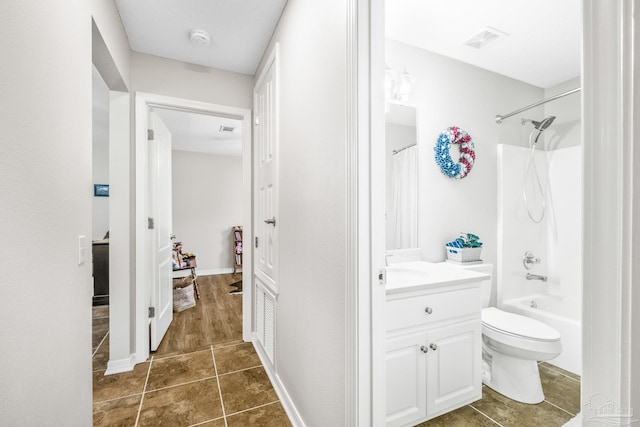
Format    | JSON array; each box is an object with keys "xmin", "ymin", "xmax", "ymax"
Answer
[{"xmin": 393, "ymin": 145, "xmax": 418, "ymax": 248}]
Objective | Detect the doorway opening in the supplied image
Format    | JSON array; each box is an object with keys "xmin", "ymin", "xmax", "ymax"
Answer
[{"xmin": 134, "ymin": 93, "xmax": 252, "ymax": 363}]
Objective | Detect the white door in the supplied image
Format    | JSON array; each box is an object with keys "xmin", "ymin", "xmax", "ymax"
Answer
[
  {"xmin": 148, "ymin": 110, "xmax": 173, "ymax": 351},
  {"xmin": 254, "ymin": 53, "xmax": 278, "ymax": 289}
]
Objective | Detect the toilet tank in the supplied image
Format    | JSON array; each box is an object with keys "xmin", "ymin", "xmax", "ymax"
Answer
[{"xmin": 444, "ymin": 262, "xmax": 493, "ymax": 308}]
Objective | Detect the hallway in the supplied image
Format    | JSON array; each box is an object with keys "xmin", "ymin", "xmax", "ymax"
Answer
[{"xmin": 92, "ymin": 274, "xmax": 291, "ymax": 426}]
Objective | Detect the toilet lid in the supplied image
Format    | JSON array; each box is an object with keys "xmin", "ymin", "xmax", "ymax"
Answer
[{"xmin": 482, "ymin": 307, "xmax": 561, "ymax": 341}]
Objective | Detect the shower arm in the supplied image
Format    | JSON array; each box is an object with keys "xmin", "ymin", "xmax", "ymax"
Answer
[{"xmin": 495, "ymin": 87, "xmax": 581, "ymax": 124}]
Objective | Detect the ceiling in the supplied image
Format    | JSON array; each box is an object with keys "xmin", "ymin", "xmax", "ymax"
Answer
[
  {"xmin": 386, "ymin": 0, "xmax": 581, "ymax": 88},
  {"xmin": 155, "ymin": 109, "xmax": 242, "ymax": 156},
  {"xmin": 114, "ymin": 0, "xmax": 287, "ymax": 76},
  {"xmin": 114, "ymin": 0, "xmax": 285, "ymax": 156},
  {"xmin": 112, "ymin": 0, "xmax": 580, "ymax": 154}
]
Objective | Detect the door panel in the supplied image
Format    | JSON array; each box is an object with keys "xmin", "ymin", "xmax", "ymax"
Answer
[
  {"xmin": 385, "ymin": 331, "xmax": 428, "ymax": 426},
  {"xmin": 426, "ymin": 320, "xmax": 481, "ymax": 417},
  {"xmin": 254, "ymin": 60, "xmax": 278, "ymax": 287},
  {"xmin": 149, "ymin": 110, "xmax": 173, "ymax": 351}
]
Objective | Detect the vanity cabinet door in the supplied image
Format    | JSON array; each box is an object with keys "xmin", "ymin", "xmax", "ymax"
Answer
[
  {"xmin": 425, "ymin": 320, "xmax": 482, "ymax": 418},
  {"xmin": 385, "ymin": 331, "xmax": 428, "ymax": 427}
]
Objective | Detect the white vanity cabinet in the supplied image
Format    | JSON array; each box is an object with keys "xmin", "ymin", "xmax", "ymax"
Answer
[{"xmin": 385, "ymin": 283, "xmax": 482, "ymax": 427}]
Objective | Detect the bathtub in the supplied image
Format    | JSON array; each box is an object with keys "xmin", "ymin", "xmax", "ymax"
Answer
[{"xmin": 501, "ymin": 294, "xmax": 581, "ymax": 376}]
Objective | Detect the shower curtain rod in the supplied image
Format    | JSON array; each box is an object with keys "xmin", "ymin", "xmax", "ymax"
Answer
[
  {"xmin": 392, "ymin": 143, "xmax": 417, "ymax": 154},
  {"xmin": 495, "ymin": 87, "xmax": 581, "ymax": 124}
]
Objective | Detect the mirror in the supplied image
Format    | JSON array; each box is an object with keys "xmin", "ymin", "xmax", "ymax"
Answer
[{"xmin": 385, "ymin": 103, "xmax": 418, "ymax": 250}]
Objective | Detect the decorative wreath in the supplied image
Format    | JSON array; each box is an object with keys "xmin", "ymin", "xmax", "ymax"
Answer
[{"xmin": 434, "ymin": 126, "xmax": 475, "ymax": 179}]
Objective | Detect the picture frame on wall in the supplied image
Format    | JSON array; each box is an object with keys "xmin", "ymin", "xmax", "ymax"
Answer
[{"xmin": 94, "ymin": 184, "xmax": 109, "ymax": 197}]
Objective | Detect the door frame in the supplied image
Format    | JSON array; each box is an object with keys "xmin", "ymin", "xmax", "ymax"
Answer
[{"xmin": 134, "ymin": 92, "xmax": 253, "ymax": 363}]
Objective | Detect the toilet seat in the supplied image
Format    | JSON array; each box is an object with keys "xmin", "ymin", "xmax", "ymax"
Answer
[
  {"xmin": 481, "ymin": 307, "xmax": 562, "ymax": 360},
  {"xmin": 482, "ymin": 307, "xmax": 560, "ymax": 341}
]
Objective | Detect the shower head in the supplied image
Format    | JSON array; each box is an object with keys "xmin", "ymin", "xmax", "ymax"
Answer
[
  {"xmin": 521, "ymin": 116, "xmax": 556, "ymax": 131},
  {"xmin": 537, "ymin": 116, "xmax": 556, "ymax": 130},
  {"xmin": 521, "ymin": 116, "xmax": 556, "ymax": 144}
]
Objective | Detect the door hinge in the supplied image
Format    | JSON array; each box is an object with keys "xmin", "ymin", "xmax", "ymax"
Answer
[
  {"xmin": 147, "ymin": 129, "xmax": 154, "ymax": 141},
  {"xmin": 148, "ymin": 217, "xmax": 155, "ymax": 230},
  {"xmin": 149, "ymin": 307, "xmax": 156, "ymax": 318},
  {"xmin": 255, "ymin": 236, "xmax": 259, "ymax": 248}
]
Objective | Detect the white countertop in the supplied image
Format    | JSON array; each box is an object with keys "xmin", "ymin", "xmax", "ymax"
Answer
[{"xmin": 385, "ymin": 261, "xmax": 489, "ymax": 294}]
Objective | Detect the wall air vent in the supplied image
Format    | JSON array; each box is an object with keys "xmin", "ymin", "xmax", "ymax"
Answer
[
  {"xmin": 464, "ymin": 27, "xmax": 509, "ymax": 49},
  {"xmin": 219, "ymin": 126, "xmax": 235, "ymax": 133}
]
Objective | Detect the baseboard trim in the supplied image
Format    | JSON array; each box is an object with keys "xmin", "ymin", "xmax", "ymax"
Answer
[
  {"xmin": 252, "ymin": 336, "xmax": 306, "ymax": 427},
  {"xmin": 105, "ymin": 354, "xmax": 136, "ymax": 375},
  {"xmin": 197, "ymin": 268, "xmax": 236, "ymax": 276}
]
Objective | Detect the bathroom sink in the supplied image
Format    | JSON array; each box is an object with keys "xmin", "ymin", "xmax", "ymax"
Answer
[
  {"xmin": 385, "ymin": 261, "xmax": 489, "ymax": 294},
  {"xmin": 386, "ymin": 265, "xmax": 430, "ymax": 287}
]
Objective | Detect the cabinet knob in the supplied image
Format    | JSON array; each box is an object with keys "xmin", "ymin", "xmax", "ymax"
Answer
[
  {"xmin": 420, "ymin": 345, "xmax": 429, "ymax": 353},
  {"xmin": 424, "ymin": 307, "xmax": 433, "ymax": 314},
  {"xmin": 430, "ymin": 343, "xmax": 438, "ymax": 351}
]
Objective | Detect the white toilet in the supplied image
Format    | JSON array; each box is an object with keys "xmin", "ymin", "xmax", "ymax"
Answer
[{"xmin": 444, "ymin": 262, "xmax": 562, "ymax": 404}]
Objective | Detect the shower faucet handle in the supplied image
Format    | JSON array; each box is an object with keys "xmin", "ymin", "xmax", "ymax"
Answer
[{"xmin": 523, "ymin": 251, "xmax": 542, "ymax": 270}]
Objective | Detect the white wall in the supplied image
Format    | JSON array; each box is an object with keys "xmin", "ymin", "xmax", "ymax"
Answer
[
  {"xmin": 386, "ymin": 40, "xmax": 544, "ymax": 301},
  {"xmin": 255, "ymin": 0, "xmax": 348, "ymax": 424},
  {"xmin": 0, "ymin": 1, "xmax": 93, "ymax": 424},
  {"xmin": 172, "ymin": 151, "xmax": 242, "ymax": 273},
  {"xmin": 93, "ymin": 65, "xmax": 110, "ymax": 240},
  {"xmin": 131, "ymin": 52, "xmax": 254, "ymax": 110}
]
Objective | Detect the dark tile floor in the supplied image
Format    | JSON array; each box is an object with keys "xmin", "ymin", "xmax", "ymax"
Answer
[
  {"xmin": 92, "ymin": 275, "xmax": 292, "ymax": 427},
  {"xmin": 418, "ymin": 363, "xmax": 581, "ymax": 427},
  {"xmin": 93, "ymin": 277, "xmax": 580, "ymax": 426}
]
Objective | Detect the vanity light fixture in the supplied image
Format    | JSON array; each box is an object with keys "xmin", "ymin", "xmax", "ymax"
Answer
[
  {"xmin": 189, "ymin": 29, "xmax": 211, "ymax": 46},
  {"xmin": 385, "ymin": 64, "xmax": 415, "ymax": 104}
]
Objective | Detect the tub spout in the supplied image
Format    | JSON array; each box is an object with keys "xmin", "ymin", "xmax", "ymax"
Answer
[{"xmin": 526, "ymin": 273, "xmax": 547, "ymax": 282}]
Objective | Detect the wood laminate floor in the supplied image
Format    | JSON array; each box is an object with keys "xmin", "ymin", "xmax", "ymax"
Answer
[{"xmin": 154, "ymin": 273, "xmax": 244, "ymax": 358}]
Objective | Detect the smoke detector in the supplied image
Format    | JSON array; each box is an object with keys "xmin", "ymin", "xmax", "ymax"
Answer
[
  {"xmin": 464, "ymin": 27, "xmax": 509, "ymax": 49},
  {"xmin": 189, "ymin": 29, "xmax": 211, "ymax": 46}
]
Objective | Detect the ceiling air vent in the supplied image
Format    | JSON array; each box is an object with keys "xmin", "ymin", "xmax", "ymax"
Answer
[
  {"xmin": 464, "ymin": 27, "xmax": 509, "ymax": 49},
  {"xmin": 219, "ymin": 126, "xmax": 235, "ymax": 133}
]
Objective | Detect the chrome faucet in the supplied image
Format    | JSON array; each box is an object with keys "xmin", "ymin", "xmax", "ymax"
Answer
[{"xmin": 526, "ymin": 273, "xmax": 547, "ymax": 282}]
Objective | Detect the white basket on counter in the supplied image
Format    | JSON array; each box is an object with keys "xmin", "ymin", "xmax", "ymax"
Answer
[{"xmin": 445, "ymin": 246, "xmax": 482, "ymax": 263}]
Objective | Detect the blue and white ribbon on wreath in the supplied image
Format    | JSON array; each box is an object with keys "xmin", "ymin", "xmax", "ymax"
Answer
[{"xmin": 434, "ymin": 126, "xmax": 476, "ymax": 179}]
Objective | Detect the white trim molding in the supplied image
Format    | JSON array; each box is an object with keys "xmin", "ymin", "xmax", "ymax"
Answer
[
  {"xmin": 105, "ymin": 354, "xmax": 137, "ymax": 375},
  {"xmin": 582, "ymin": 0, "xmax": 640, "ymax": 423},
  {"xmin": 252, "ymin": 336, "xmax": 306, "ymax": 427}
]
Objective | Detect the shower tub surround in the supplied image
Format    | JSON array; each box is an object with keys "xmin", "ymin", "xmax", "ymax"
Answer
[{"xmin": 498, "ymin": 144, "xmax": 582, "ymax": 375}]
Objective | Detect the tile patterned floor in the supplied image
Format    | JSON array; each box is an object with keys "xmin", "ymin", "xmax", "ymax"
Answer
[
  {"xmin": 417, "ymin": 362, "xmax": 581, "ymax": 427},
  {"xmin": 92, "ymin": 275, "xmax": 292, "ymax": 427},
  {"xmin": 94, "ymin": 275, "xmax": 580, "ymax": 426}
]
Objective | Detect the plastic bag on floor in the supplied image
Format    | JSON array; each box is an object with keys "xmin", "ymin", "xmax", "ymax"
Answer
[{"xmin": 173, "ymin": 282, "xmax": 196, "ymax": 312}]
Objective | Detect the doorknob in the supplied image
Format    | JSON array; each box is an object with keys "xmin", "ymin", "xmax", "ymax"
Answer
[{"xmin": 264, "ymin": 217, "xmax": 276, "ymax": 226}]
